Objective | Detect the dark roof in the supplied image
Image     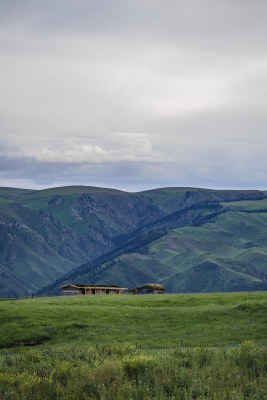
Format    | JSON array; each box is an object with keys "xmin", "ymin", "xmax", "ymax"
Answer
[
  {"xmin": 61, "ymin": 283, "xmax": 124, "ymax": 289},
  {"xmin": 136, "ymin": 283, "xmax": 165, "ymax": 290}
]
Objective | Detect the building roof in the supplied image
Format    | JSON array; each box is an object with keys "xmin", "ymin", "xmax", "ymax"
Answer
[
  {"xmin": 61, "ymin": 283, "xmax": 126, "ymax": 289},
  {"xmin": 136, "ymin": 283, "xmax": 165, "ymax": 290}
]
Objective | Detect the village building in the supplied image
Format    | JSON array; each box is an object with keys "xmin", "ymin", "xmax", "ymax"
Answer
[
  {"xmin": 136, "ymin": 283, "xmax": 165, "ymax": 294},
  {"xmin": 61, "ymin": 284, "xmax": 127, "ymax": 296}
]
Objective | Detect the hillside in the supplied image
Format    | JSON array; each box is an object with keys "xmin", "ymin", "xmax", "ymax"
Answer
[
  {"xmin": 0, "ymin": 186, "xmax": 266, "ymax": 297},
  {"xmin": 48, "ymin": 206, "xmax": 267, "ymax": 294},
  {"xmin": 0, "ymin": 186, "xmax": 163, "ymax": 297}
]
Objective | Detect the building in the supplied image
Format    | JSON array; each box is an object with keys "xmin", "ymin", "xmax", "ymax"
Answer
[
  {"xmin": 136, "ymin": 283, "xmax": 165, "ymax": 294},
  {"xmin": 61, "ymin": 284, "xmax": 127, "ymax": 296}
]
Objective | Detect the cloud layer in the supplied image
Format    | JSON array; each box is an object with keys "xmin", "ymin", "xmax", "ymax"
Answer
[{"xmin": 0, "ymin": 0, "xmax": 267, "ymax": 191}]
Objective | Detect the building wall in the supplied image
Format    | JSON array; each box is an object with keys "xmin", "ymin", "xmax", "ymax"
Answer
[
  {"xmin": 62, "ymin": 286, "xmax": 124, "ymax": 295},
  {"xmin": 137, "ymin": 288, "xmax": 165, "ymax": 294},
  {"xmin": 62, "ymin": 289, "xmax": 79, "ymax": 296}
]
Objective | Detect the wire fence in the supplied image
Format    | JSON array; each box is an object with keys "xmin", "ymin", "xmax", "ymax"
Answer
[
  {"xmin": 134, "ymin": 342, "xmax": 267, "ymax": 356},
  {"xmin": 0, "ymin": 350, "xmax": 71, "ymax": 361},
  {"xmin": 0, "ymin": 342, "xmax": 266, "ymax": 361}
]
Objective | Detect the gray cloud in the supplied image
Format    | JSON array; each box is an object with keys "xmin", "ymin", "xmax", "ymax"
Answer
[{"xmin": 0, "ymin": 1, "xmax": 267, "ymax": 190}]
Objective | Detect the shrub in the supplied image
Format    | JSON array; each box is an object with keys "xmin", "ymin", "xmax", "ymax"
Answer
[{"xmin": 122, "ymin": 355, "xmax": 156, "ymax": 380}]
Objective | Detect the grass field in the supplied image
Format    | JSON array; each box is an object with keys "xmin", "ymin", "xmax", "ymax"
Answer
[
  {"xmin": 0, "ymin": 292, "xmax": 266, "ymax": 351},
  {"xmin": 0, "ymin": 292, "xmax": 266, "ymax": 399}
]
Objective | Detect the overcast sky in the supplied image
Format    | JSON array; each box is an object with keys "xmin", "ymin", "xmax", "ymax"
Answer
[{"xmin": 0, "ymin": 0, "xmax": 267, "ymax": 192}]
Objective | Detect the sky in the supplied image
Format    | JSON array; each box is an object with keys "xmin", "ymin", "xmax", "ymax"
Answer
[{"xmin": 0, "ymin": 0, "xmax": 267, "ymax": 192}]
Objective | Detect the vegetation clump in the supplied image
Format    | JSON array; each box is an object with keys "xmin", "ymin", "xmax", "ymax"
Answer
[{"xmin": 0, "ymin": 342, "xmax": 266, "ymax": 399}]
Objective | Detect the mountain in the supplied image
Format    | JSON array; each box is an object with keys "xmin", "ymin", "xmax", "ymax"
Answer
[
  {"xmin": 44, "ymin": 203, "xmax": 267, "ymax": 295},
  {"xmin": 0, "ymin": 186, "xmax": 266, "ymax": 297}
]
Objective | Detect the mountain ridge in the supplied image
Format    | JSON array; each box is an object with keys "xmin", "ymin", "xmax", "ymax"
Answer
[{"xmin": 0, "ymin": 185, "xmax": 266, "ymax": 297}]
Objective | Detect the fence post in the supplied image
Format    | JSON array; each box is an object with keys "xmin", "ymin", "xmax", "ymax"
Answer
[{"xmin": 180, "ymin": 340, "xmax": 183, "ymax": 350}]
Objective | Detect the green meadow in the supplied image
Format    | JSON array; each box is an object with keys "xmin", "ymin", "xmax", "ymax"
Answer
[
  {"xmin": 0, "ymin": 292, "xmax": 266, "ymax": 350},
  {"xmin": 0, "ymin": 292, "xmax": 266, "ymax": 399}
]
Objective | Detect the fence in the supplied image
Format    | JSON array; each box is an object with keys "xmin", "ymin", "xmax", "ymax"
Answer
[
  {"xmin": 134, "ymin": 342, "xmax": 267, "ymax": 356},
  {"xmin": 0, "ymin": 350, "xmax": 68, "ymax": 361},
  {"xmin": 1, "ymin": 342, "xmax": 266, "ymax": 361}
]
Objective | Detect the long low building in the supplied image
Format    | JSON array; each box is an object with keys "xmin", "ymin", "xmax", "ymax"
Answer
[{"xmin": 61, "ymin": 284, "xmax": 128, "ymax": 296}]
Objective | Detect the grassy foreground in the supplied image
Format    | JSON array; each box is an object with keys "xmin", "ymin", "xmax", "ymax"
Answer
[
  {"xmin": 0, "ymin": 292, "xmax": 266, "ymax": 399},
  {"xmin": 0, "ymin": 292, "xmax": 266, "ymax": 350},
  {"xmin": 0, "ymin": 342, "xmax": 266, "ymax": 400}
]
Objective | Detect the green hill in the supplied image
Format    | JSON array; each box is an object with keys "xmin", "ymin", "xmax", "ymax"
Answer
[
  {"xmin": 50, "ymin": 209, "xmax": 267, "ymax": 294},
  {"xmin": 0, "ymin": 186, "xmax": 164, "ymax": 296},
  {"xmin": 0, "ymin": 186, "xmax": 266, "ymax": 297}
]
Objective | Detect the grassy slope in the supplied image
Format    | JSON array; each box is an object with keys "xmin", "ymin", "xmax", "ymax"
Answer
[
  {"xmin": 142, "ymin": 187, "xmax": 264, "ymax": 213},
  {"xmin": 222, "ymin": 197, "xmax": 267, "ymax": 211},
  {"xmin": 77, "ymin": 210, "xmax": 267, "ymax": 293},
  {"xmin": 0, "ymin": 200, "xmax": 92, "ymax": 297},
  {"xmin": 6, "ymin": 186, "xmax": 132, "ymax": 235},
  {"xmin": 0, "ymin": 188, "xmax": 34, "ymax": 198},
  {"xmin": 1, "ymin": 186, "xmax": 267, "ymax": 297},
  {"xmin": 0, "ymin": 186, "xmax": 165, "ymax": 297},
  {"xmin": 0, "ymin": 292, "xmax": 266, "ymax": 350}
]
